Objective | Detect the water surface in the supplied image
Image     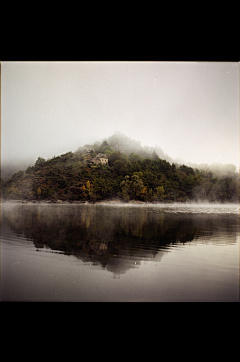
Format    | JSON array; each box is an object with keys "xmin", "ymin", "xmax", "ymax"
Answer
[{"xmin": 1, "ymin": 202, "xmax": 239, "ymax": 301}]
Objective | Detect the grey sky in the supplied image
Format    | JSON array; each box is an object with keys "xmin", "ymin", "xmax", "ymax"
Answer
[{"xmin": 1, "ymin": 61, "xmax": 239, "ymax": 168}]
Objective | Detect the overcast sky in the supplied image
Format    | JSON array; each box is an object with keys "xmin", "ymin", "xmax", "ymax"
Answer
[{"xmin": 1, "ymin": 61, "xmax": 239, "ymax": 168}]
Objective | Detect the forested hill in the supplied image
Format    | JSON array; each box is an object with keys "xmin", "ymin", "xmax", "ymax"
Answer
[{"xmin": 1, "ymin": 135, "xmax": 239, "ymax": 203}]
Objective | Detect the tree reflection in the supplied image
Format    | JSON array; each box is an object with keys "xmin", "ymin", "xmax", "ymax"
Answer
[{"xmin": 2, "ymin": 203, "xmax": 239, "ymax": 276}]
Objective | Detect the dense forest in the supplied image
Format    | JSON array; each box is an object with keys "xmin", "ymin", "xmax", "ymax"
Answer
[{"xmin": 1, "ymin": 133, "xmax": 239, "ymax": 203}]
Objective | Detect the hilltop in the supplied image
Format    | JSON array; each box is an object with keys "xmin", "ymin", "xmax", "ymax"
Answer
[{"xmin": 1, "ymin": 133, "xmax": 239, "ymax": 203}]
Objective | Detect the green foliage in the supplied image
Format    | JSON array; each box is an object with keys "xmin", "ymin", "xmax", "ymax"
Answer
[
  {"xmin": 156, "ymin": 185, "xmax": 165, "ymax": 200},
  {"xmin": 120, "ymin": 174, "xmax": 145, "ymax": 201},
  {"xmin": 35, "ymin": 157, "xmax": 46, "ymax": 168},
  {"xmin": 113, "ymin": 159, "xmax": 129, "ymax": 176},
  {"xmin": 152, "ymin": 150, "xmax": 159, "ymax": 160},
  {"xmin": 108, "ymin": 151, "xmax": 123, "ymax": 166},
  {"xmin": 2, "ymin": 137, "xmax": 239, "ymax": 203},
  {"xmin": 97, "ymin": 140, "xmax": 113, "ymax": 155},
  {"xmin": 129, "ymin": 153, "xmax": 142, "ymax": 162},
  {"xmin": 120, "ymin": 176, "xmax": 131, "ymax": 202}
]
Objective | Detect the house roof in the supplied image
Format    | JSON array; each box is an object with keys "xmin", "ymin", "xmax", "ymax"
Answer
[{"xmin": 97, "ymin": 153, "xmax": 108, "ymax": 158}]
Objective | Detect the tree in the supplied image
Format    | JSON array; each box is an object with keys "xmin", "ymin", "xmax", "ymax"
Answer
[
  {"xmin": 86, "ymin": 180, "xmax": 91, "ymax": 194},
  {"xmin": 5, "ymin": 185, "xmax": 22, "ymax": 199},
  {"xmin": 179, "ymin": 164, "xmax": 195, "ymax": 176},
  {"xmin": 120, "ymin": 174, "xmax": 145, "ymax": 201},
  {"xmin": 156, "ymin": 185, "xmax": 165, "ymax": 200},
  {"xmin": 113, "ymin": 159, "xmax": 129, "ymax": 176},
  {"xmin": 108, "ymin": 151, "xmax": 123, "ymax": 166},
  {"xmin": 129, "ymin": 153, "xmax": 142, "ymax": 162},
  {"xmin": 152, "ymin": 150, "xmax": 159, "ymax": 160},
  {"xmin": 37, "ymin": 187, "xmax": 42, "ymax": 198},
  {"xmin": 130, "ymin": 174, "xmax": 145, "ymax": 199},
  {"xmin": 100, "ymin": 140, "xmax": 111, "ymax": 153},
  {"xmin": 93, "ymin": 177, "xmax": 112, "ymax": 199},
  {"xmin": 105, "ymin": 147, "xmax": 115, "ymax": 158},
  {"xmin": 35, "ymin": 157, "xmax": 46, "ymax": 168},
  {"xmin": 120, "ymin": 176, "xmax": 131, "ymax": 202}
]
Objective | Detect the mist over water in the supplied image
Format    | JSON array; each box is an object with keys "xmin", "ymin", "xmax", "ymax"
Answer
[
  {"xmin": 2, "ymin": 62, "xmax": 239, "ymax": 301},
  {"xmin": 1, "ymin": 202, "xmax": 239, "ymax": 301}
]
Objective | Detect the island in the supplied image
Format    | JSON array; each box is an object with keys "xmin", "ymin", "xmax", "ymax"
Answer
[{"xmin": 1, "ymin": 133, "xmax": 239, "ymax": 204}]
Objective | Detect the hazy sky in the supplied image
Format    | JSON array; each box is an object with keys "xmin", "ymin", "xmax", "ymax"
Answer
[{"xmin": 1, "ymin": 61, "xmax": 239, "ymax": 168}]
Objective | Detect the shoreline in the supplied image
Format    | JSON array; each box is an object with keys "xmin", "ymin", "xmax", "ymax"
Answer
[
  {"xmin": 1, "ymin": 198, "xmax": 239, "ymax": 205},
  {"xmin": 0, "ymin": 198, "xmax": 147, "ymax": 205}
]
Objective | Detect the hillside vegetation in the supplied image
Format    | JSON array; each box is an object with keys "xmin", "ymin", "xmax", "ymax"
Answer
[{"xmin": 1, "ymin": 133, "xmax": 239, "ymax": 203}]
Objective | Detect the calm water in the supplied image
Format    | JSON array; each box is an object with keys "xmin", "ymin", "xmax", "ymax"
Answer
[{"xmin": 1, "ymin": 202, "xmax": 239, "ymax": 302}]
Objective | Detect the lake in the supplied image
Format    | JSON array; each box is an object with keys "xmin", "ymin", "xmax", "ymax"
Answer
[{"xmin": 1, "ymin": 202, "xmax": 239, "ymax": 302}]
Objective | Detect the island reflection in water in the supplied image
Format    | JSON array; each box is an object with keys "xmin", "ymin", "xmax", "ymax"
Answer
[{"xmin": 2, "ymin": 203, "xmax": 239, "ymax": 277}]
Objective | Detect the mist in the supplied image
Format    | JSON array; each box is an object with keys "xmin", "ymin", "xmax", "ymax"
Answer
[{"xmin": 1, "ymin": 61, "xmax": 239, "ymax": 178}]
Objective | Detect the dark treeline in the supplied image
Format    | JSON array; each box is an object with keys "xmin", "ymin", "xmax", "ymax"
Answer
[{"xmin": 1, "ymin": 133, "xmax": 239, "ymax": 203}]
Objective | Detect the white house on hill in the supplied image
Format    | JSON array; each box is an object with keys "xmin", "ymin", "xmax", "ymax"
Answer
[{"xmin": 91, "ymin": 153, "xmax": 108, "ymax": 165}]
